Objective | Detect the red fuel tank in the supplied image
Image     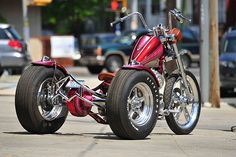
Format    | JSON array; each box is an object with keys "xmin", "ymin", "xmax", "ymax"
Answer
[{"xmin": 130, "ymin": 35, "xmax": 164, "ymax": 67}]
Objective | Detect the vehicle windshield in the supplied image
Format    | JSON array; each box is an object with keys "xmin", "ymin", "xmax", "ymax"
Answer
[
  {"xmin": 99, "ymin": 35, "xmax": 115, "ymax": 45},
  {"xmin": 112, "ymin": 32, "xmax": 137, "ymax": 45},
  {"xmin": 7, "ymin": 27, "xmax": 21, "ymax": 40},
  {"xmin": 81, "ymin": 34, "xmax": 115, "ymax": 47},
  {"xmin": 224, "ymin": 37, "xmax": 236, "ymax": 53}
]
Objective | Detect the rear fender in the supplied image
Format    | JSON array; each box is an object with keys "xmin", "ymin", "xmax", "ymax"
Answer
[
  {"xmin": 32, "ymin": 61, "xmax": 68, "ymax": 75},
  {"xmin": 122, "ymin": 65, "xmax": 160, "ymax": 87}
]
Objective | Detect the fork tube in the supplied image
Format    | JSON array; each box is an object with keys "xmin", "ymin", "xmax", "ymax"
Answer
[
  {"xmin": 173, "ymin": 44, "xmax": 191, "ymax": 97},
  {"xmin": 168, "ymin": 12, "xmax": 173, "ymax": 29}
]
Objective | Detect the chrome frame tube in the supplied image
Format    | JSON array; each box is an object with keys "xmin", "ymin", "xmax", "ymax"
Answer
[
  {"xmin": 168, "ymin": 12, "xmax": 173, "ymax": 29},
  {"xmin": 51, "ymin": 74, "xmax": 106, "ymax": 109},
  {"xmin": 69, "ymin": 74, "xmax": 106, "ymax": 98}
]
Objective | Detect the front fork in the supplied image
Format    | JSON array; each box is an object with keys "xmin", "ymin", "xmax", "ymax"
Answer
[{"xmin": 172, "ymin": 44, "xmax": 192, "ymax": 98}]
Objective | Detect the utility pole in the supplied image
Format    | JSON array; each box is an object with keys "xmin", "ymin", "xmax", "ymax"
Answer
[
  {"xmin": 22, "ymin": 0, "xmax": 30, "ymax": 41},
  {"xmin": 209, "ymin": 0, "xmax": 220, "ymax": 108},
  {"xmin": 145, "ymin": 0, "xmax": 151, "ymax": 26},
  {"xmin": 200, "ymin": 0, "xmax": 210, "ymax": 104},
  {"xmin": 166, "ymin": 0, "xmax": 176, "ymax": 26},
  {"xmin": 131, "ymin": 0, "xmax": 138, "ymax": 30}
]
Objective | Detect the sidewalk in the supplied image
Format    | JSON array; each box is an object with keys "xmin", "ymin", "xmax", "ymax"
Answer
[{"xmin": 0, "ymin": 75, "xmax": 19, "ymax": 96}]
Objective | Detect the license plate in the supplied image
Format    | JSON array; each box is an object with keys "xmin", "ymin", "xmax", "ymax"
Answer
[{"xmin": 66, "ymin": 80, "xmax": 84, "ymax": 88}]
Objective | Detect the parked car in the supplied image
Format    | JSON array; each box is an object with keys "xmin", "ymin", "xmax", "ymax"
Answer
[
  {"xmin": 178, "ymin": 26, "xmax": 200, "ymax": 67},
  {"xmin": 77, "ymin": 29, "xmax": 148, "ymax": 74},
  {"xmin": 0, "ymin": 23, "xmax": 31, "ymax": 76},
  {"xmin": 219, "ymin": 29, "xmax": 236, "ymax": 94}
]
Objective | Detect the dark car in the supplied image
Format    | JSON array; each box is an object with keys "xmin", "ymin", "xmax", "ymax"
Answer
[
  {"xmin": 0, "ymin": 24, "xmax": 31, "ymax": 76},
  {"xmin": 178, "ymin": 26, "xmax": 200, "ymax": 67},
  {"xmin": 78, "ymin": 29, "xmax": 148, "ymax": 74},
  {"xmin": 219, "ymin": 29, "xmax": 236, "ymax": 94}
]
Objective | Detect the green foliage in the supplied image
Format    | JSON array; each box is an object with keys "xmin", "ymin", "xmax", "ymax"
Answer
[
  {"xmin": 0, "ymin": 14, "xmax": 7, "ymax": 23},
  {"xmin": 42, "ymin": 0, "xmax": 112, "ymax": 36}
]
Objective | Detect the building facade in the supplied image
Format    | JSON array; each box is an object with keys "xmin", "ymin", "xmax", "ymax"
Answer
[{"xmin": 0, "ymin": 0, "xmax": 42, "ymax": 38}]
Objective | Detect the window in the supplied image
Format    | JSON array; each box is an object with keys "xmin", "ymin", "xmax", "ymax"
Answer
[
  {"xmin": 7, "ymin": 27, "xmax": 21, "ymax": 40},
  {"xmin": 0, "ymin": 29, "xmax": 9, "ymax": 40},
  {"xmin": 224, "ymin": 37, "xmax": 236, "ymax": 53},
  {"xmin": 113, "ymin": 31, "xmax": 137, "ymax": 45},
  {"xmin": 182, "ymin": 29, "xmax": 197, "ymax": 43},
  {"xmin": 152, "ymin": 0, "xmax": 160, "ymax": 14}
]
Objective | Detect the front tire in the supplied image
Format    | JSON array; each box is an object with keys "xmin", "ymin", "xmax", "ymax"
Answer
[
  {"xmin": 106, "ymin": 70, "xmax": 159, "ymax": 139},
  {"xmin": 15, "ymin": 65, "xmax": 68, "ymax": 134},
  {"xmin": 164, "ymin": 71, "xmax": 201, "ymax": 134}
]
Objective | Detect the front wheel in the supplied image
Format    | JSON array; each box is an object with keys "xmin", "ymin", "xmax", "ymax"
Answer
[
  {"xmin": 164, "ymin": 71, "xmax": 201, "ymax": 134},
  {"xmin": 15, "ymin": 65, "xmax": 68, "ymax": 134},
  {"xmin": 106, "ymin": 70, "xmax": 159, "ymax": 139}
]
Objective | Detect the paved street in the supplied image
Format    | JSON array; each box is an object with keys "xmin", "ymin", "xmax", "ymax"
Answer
[{"xmin": 0, "ymin": 67, "xmax": 236, "ymax": 157}]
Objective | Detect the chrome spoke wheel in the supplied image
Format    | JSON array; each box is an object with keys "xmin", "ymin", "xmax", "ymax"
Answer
[
  {"xmin": 37, "ymin": 78, "xmax": 64, "ymax": 121},
  {"xmin": 164, "ymin": 71, "xmax": 201, "ymax": 134},
  {"xmin": 170, "ymin": 76, "xmax": 200, "ymax": 127},
  {"xmin": 127, "ymin": 83, "xmax": 154, "ymax": 127}
]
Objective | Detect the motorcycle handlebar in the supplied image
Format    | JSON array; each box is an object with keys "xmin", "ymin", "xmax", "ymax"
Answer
[
  {"xmin": 110, "ymin": 12, "xmax": 151, "ymax": 31},
  {"xmin": 170, "ymin": 9, "xmax": 191, "ymax": 24},
  {"xmin": 110, "ymin": 19, "xmax": 122, "ymax": 27}
]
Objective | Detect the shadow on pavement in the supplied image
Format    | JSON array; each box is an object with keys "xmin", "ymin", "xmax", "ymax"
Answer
[
  {"xmin": 151, "ymin": 132, "xmax": 175, "ymax": 136},
  {"xmin": 228, "ymin": 103, "xmax": 236, "ymax": 108},
  {"xmin": 3, "ymin": 131, "xmax": 123, "ymax": 140}
]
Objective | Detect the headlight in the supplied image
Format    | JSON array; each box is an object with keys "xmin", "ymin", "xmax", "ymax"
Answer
[
  {"xmin": 219, "ymin": 61, "xmax": 227, "ymax": 67},
  {"xmin": 72, "ymin": 51, "xmax": 81, "ymax": 60}
]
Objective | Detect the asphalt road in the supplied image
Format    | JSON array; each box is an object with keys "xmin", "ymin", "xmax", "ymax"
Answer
[
  {"xmin": 0, "ymin": 67, "xmax": 236, "ymax": 157},
  {"xmin": 1, "ymin": 95, "xmax": 236, "ymax": 157}
]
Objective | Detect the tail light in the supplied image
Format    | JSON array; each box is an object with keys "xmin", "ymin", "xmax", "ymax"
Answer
[
  {"xmin": 8, "ymin": 40, "xmax": 23, "ymax": 52},
  {"xmin": 95, "ymin": 47, "xmax": 102, "ymax": 56}
]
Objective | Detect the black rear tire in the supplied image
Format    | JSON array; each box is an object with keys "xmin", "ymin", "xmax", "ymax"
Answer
[
  {"xmin": 164, "ymin": 71, "xmax": 201, "ymax": 134},
  {"xmin": 106, "ymin": 70, "xmax": 159, "ymax": 139},
  {"xmin": 15, "ymin": 65, "xmax": 68, "ymax": 134},
  {"xmin": 87, "ymin": 66, "xmax": 103, "ymax": 74}
]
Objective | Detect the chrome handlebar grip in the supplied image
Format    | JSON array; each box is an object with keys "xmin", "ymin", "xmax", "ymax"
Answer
[{"xmin": 169, "ymin": 8, "xmax": 191, "ymax": 29}]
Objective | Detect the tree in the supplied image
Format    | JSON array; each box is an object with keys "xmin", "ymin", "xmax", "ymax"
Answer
[{"xmin": 42, "ymin": 0, "xmax": 112, "ymax": 36}]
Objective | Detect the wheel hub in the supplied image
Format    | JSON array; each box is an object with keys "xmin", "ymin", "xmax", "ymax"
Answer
[
  {"xmin": 127, "ymin": 83, "xmax": 153, "ymax": 127},
  {"xmin": 37, "ymin": 78, "xmax": 64, "ymax": 121}
]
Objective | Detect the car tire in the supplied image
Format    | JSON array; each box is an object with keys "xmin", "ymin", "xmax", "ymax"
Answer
[
  {"xmin": 0, "ymin": 64, "xmax": 3, "ymax": 77},
  {"xmin": 87, "ymin": 66, "xmax": 103, "ymax": 74},
  {"xmin": 0, "ymin": 69, "xmax": 3, "ymax": 77},
  {"xmin": 105, "ymin": 55, "xmax": 123, "ymax": 73}
]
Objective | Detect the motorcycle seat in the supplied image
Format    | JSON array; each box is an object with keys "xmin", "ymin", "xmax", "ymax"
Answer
[{"xmin": 98, "ymin": 72, "xmax": 115, "ymax": 83}]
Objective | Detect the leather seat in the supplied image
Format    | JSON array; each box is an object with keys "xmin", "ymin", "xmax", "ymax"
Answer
[{"xmin": 98, "ymin": 72, "xmax": 115, "ymax": 83}]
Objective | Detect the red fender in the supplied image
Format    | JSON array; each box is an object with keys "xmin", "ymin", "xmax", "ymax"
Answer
[
  {"xmin": 122, "ymin": 65, "xmax": 160, "ymax": 87},
  {"xmin": 32, "ymin": 60, "xmax": 69, "ymax": 75}
]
